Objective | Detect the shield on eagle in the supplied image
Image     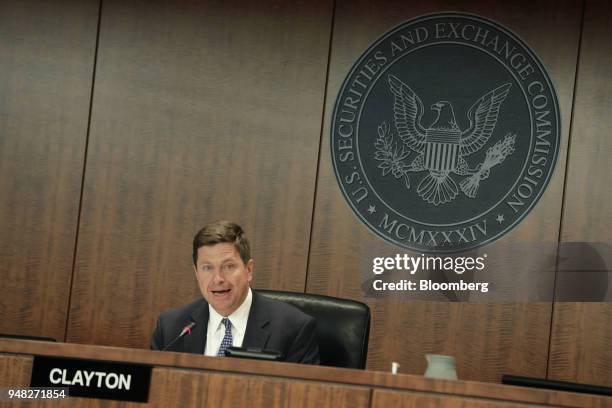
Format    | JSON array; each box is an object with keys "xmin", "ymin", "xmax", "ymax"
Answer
[{"xmin": 423, "ymin": 129, "xmax": 461, "ymax": 172}]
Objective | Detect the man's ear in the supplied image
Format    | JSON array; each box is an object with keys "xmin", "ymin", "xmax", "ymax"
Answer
[
  {"xmin": 246, "ymin": 259, "xmax": 254, "ymax": 282},
  {"xmin": 193, "ymin": 264, "xmax": 199, "ymax": 281}
]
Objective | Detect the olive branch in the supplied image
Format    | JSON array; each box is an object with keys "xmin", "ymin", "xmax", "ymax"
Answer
[
  {"xmin": 459, "ymin": 133, "xmax": 517, "ymax": 198},
  {"xmin": 373, "ymin": 121, "xmax": 412, "ymax": 189}
]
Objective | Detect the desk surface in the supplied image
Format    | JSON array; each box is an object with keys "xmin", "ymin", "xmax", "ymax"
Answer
[{"xmin": 1, "ymin": 339, "xmax": 609, "ymax": 407}]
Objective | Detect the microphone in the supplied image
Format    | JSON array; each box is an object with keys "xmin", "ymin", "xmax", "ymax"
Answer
[{"xmin": 163, "ymin": 322, "xmax": 196, "ymax": 351}]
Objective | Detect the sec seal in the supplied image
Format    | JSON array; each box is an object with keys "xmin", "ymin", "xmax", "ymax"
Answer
[{"xmin": 331, "ymin": 12, "xmax": 560, "ymax": 253}]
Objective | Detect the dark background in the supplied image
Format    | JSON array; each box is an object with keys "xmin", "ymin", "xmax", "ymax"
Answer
[{"xmin": 1, "ymin": 0, "xmax": 610, "ymax": 385}]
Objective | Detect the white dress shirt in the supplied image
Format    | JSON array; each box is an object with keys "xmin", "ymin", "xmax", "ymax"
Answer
[{"xmin": 204, "ymin": 287, "xmax": 253, "ymax": 356}]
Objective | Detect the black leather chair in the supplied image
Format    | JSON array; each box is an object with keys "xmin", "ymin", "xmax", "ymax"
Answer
[{"xmin": 258, "ymin": 290, "xmax": 370, "ymax": 369}]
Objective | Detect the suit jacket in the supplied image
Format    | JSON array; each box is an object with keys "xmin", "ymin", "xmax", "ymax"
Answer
[{"xmin": 150, "ymin": 290, "xmax": 319, "ymax": 364}]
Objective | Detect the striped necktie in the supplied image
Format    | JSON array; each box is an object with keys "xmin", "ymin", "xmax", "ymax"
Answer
[{"xmin": 217, "ymin": 317, "xmax": 233, "ymax": 357}]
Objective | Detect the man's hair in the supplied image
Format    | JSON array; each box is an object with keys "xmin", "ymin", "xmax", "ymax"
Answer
[{"xmin": 192, "ymin": 220, "xmax": 251, "ymax": 265}]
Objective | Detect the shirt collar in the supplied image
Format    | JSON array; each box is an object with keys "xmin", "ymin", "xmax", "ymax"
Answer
[{"xmin": 208, "ymin": 287, "xmax": 253, "ymax": 335}]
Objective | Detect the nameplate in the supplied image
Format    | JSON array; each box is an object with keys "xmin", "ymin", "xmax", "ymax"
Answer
[{"xmin": 30, "ymin": 356, "xmax": 151, "ymax": 402}]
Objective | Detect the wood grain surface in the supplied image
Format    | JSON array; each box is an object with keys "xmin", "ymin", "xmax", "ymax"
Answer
[
  {"xmin": 0, "ymin": 355, "xmax": 31, "ymax": 387},
  {"xmin": 306, "ymin": 0, "xmax": 583, "ymax": 381},
  {"xmin": 65, "ymin": 0, "xmax": 333, "ymax": 348},
  {"xmin": 0, "ymin": 0, "xmax": 99, "ymax": 342},
  {"xmin": 371, "ymin": 389, "xmax": 545, "ymax": 408},
  {"xmin": 148, "ymin": 368, "xmax": 371, "ymax": 408},
  {"xmin": 0, "ymin": 368, "xmax": 370, "ymax": 408},
  {"xmin": 2, "ymin": 339, "xmax": 611, "ymax": 408},
  {"xmin": 549, "ymin": 0, "xmax": 612, "ymax": 388}
]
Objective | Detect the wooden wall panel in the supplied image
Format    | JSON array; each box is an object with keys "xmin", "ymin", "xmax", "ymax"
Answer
[
  {"xmin": 549, "ymin": 0, "xmax": 612, "ymax": 387},
  {"xmin": 0, "ymin": 0, "xmax": 99, "ymax": 341},
  {"xmin": 66, "ymin": 0, "xmax": 333, "ymax": 348},
  {"xmin": 307, "ymin": 0, "xmax": 582, "ymax": 382}
]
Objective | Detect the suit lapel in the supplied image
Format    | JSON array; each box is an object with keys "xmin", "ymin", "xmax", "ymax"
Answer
[
  {"xmin": 243, "ymin": 291, "xmax": 270, "ymax": 349},
  {"xmin": 184, "ymin": 300, "xmax": 209, "ymax": 354}
]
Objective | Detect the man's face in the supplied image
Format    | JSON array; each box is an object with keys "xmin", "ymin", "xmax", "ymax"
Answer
[{"xmin": 194, "ymin": 242, "xmax": 253, "ymax": 316}]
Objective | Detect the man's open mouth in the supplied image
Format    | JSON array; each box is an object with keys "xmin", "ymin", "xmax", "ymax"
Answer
[{"xmin": 212, "ymin": 289, "xmax": 231, "ymax": 296}]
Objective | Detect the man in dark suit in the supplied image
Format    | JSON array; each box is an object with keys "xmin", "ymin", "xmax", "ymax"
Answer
[{"xmin": 150, "ymin": 220, "xmax": 319, "ymax": 364}]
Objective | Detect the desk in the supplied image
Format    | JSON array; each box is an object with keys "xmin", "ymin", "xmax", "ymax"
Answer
[{"xmin": 1, "ymin": 339, "xmax": 609, "ymax": 407}]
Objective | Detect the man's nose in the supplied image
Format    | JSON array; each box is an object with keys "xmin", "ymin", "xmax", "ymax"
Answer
[{"xmin": 211, "ymin": 268, "xmax": 225, "ymax": 284}]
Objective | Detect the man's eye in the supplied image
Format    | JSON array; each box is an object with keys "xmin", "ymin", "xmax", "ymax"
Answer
[
  {"xmin": 223, "ymin": 264, "xmax": 236, "ymax": 271},
  {"xmin": 202, "ymin": 265, "xmax": 213, "ymax": 272}
]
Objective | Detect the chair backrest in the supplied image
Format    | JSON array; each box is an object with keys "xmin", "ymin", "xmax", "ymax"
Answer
[{"xmin": 258, "ymin": 290, "xmax": 370, "ymax": 369}]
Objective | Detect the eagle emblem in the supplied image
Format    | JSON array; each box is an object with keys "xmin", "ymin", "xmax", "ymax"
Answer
[{"xmin": 374, "ymin": 74, "xmax": 517, "ymax": 206}]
